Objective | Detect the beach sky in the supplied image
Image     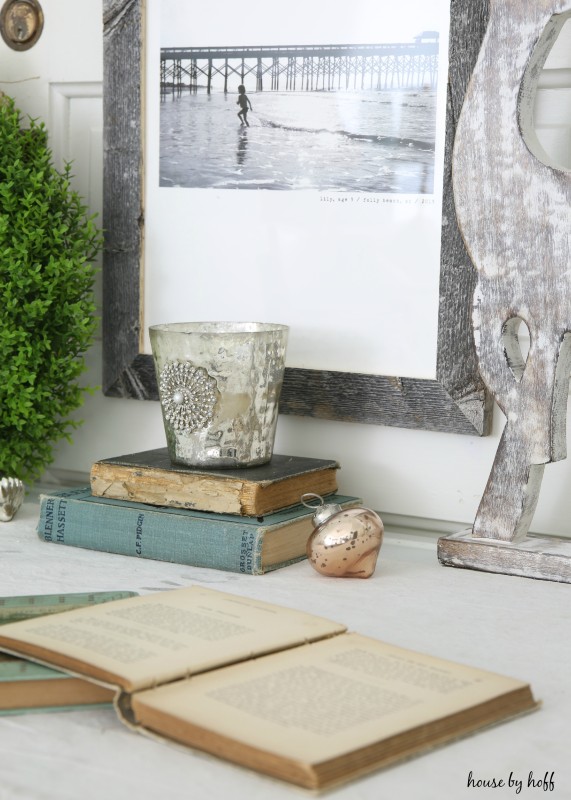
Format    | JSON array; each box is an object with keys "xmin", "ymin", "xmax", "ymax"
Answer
[{"xmin": 159, "ymin": 0, "xmax": 448, "ymax": 49}]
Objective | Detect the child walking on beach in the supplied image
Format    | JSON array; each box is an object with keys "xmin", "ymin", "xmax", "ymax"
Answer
[{"xmin": 237, "ymin": 85, "xmax": 253, "ymax": 126}]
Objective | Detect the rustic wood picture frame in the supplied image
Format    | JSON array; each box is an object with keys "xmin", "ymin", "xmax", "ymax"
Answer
[{"xmin": 102, "ymin": 0, "xmax": 492, "ymax": 436}]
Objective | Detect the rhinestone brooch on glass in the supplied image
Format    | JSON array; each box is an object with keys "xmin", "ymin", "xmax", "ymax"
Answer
[{"xmin": 158, "ymin": 360, "xmax": 219, "ymax": 433}]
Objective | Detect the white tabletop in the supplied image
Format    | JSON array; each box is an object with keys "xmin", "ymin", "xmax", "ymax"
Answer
[{"xmin": 0, "ymin": 501, "xmax": 569, "ymax": 800}]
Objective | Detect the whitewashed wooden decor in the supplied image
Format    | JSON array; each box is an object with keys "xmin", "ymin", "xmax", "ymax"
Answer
[{"xmin": 438, "ymin": 0, "xmax": 571, "ymax": 582}]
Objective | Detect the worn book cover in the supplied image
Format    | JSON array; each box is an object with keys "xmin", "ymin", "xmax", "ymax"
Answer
[
  {"xmin": 0, "ymin": 653, "xmax": 114, "ymax": 715},
  {"xmin": 0, "ymin": 591, "xmax": 136, "ymax": 714},
  {"xmin": 0, "ymin": 587, "xmax": 539, "ymax": 789},
  {"xmin": 37, "ymin": 487, "xmax": 361, "ymax": 575},
  {"xmin": 0, "ymin": 590, "xmax": 138, "ymax": 625},
  {"xmin": 90, "ymin": 448, "xmax": 339, "ymax": 515}
]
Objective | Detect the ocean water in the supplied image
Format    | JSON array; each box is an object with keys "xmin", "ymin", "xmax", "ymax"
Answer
[{"xmin": 159, "ymin": 89, "xmax": 436, "ymax": 193}]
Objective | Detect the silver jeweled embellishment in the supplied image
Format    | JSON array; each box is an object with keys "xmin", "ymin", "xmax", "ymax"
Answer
[{"xmin": 159, "ymin": 360, "xmax": 218, "ymax": 433}]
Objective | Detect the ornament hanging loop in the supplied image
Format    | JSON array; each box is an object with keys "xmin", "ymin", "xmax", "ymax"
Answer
[
  {"xmin": 301, "ymin": 492, "xmax": 324, "ymax": 510},
  {"xmin": 301, "ymin": 492, "xmax": 343, "ymax": 527}
]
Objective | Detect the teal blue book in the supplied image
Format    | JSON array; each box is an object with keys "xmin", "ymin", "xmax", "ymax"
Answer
[
  {"xmin": 36, "ymin": 487, "xmax": 360, "ymax": 575},
  {"xmin": 0, "ymin": 590, "xmax": 138, "ymax": 625}
]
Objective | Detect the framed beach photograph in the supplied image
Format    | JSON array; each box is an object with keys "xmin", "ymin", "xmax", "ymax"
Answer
[{"xmin": 102, "ymin": 0, "xmax": 492, "ymax": 435}]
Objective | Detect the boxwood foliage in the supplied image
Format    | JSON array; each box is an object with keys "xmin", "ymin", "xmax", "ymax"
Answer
[{"xmin": 0, "ymin": 96, "xmax": 101, "ymax": 484}]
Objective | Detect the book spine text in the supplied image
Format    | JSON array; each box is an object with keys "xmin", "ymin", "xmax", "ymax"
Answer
[{"xmin": 37, "ymin": 495, "xmax": 267, "ymax": 574}]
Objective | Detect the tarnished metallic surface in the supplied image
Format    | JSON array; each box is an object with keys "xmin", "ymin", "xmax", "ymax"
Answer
[
  {"xmin": 0, "ymin": 477, "xmax": 24, "ymax": 522},
  {"xmin": 149, "ymin": 322, "xmax": 288, "ymax": 468},
  {"xmin": 0, "ymin": 0, "xmax": 43, "ymax": 50},
  {"xmin": 306, "ymin": 500, "xmax": 384, "ymax": 579}
]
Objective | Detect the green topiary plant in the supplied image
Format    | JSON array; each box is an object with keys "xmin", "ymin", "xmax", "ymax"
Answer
[{"xmin": 0, "ymin": 95, "xmax": 102, "ymax": 485}]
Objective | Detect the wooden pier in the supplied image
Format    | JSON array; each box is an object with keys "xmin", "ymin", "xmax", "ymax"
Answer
[{"xmin": 161, "ymin": 39, "xmax": 439, "ymax": 95}]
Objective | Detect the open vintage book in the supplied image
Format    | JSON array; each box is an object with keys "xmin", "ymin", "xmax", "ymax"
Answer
[{"xmin": 0, "ymin": 587, "xmax": 538, "ymax": 790}]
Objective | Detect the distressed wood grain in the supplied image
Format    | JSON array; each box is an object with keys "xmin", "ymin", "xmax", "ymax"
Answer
[
  {"xmin": 453, "ymin": 0, "xmax": 571, "ymax": 541},
  {"xmin": 102, "ymin": 0, "xmax": 492, "ymax": 436},
  {"xmin": 438, "ymin": 530, "xmax": 571, "ymax": 582},
  {"xmin": 102, "ymin": 0, "xmax": 144, "ymax": 395}
]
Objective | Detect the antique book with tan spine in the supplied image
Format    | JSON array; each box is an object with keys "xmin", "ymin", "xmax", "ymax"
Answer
[
  {"xmin": 0, "ymin": 590, "xmax": 136, "ymax": 715},
  {"xmin": 0, "ymin": 653, "xmax": 114, "ymax": 714},
  {"xmin": 0, "ymin": 587, "xmax": 539, "ymax": 789},
  {"xmin": 90, "ymin": 449, "xmax": 339, "ymax": 516}
]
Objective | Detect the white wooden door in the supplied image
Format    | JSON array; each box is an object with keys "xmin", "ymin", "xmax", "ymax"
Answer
[
  {"xmin": 0, "ymin": 0, "xmax": 103, "ymax": 215},
  {"xmin": 0, "ymin": 0, "xmax": 106, "ymax": 483}
]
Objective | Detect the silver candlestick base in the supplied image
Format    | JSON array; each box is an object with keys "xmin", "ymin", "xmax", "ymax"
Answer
[{"xmin": 0, "ymin": 477, "xmax": 24, "ymax": 522}]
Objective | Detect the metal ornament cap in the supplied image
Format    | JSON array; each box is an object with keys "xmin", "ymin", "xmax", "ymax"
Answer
[{"xmin": 302, "ymin": 494, "xmax": 384, "ymax": 579}]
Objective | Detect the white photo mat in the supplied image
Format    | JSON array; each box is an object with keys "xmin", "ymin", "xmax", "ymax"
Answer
[{"xmin": 142, "ymin": 0, "xmax": 450, "ymax": 379}]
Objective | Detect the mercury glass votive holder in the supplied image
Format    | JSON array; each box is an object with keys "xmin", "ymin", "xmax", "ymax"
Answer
[{"xmin": 149, "ymin": 322, "xmax": 289, "ymax": 469}]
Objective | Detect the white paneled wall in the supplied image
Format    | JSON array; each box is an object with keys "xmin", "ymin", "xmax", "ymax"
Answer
[
  {"xmin": 536, "ymin": 19, "xmax": 571, "ymax": 168},
  {"xmin": 4, "ymin": 3, "xmax": 571, "ymax": 537}
]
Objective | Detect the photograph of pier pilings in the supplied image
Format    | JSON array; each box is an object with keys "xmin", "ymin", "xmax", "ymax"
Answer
[
  {"xmin": 159, "ymin": 35, "xmax": 440, "ymax": 192},
  {"xmin": 160, "ymin": 40, "xmax": 439, "ymax": 95}
]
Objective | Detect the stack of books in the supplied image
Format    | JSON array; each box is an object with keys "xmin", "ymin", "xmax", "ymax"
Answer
[{"xmin": 37, "ymin": 448, "xmax": 359, "ymax": 575}]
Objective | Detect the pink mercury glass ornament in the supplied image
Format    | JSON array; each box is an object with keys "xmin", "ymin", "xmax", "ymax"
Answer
[{"xmin": 303, "ymin": 493, "xmax": 383, "ymax": 579}]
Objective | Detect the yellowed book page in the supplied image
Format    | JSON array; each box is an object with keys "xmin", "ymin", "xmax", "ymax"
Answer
[
  {"xmin": 0, "ymin": 587, "xmax": 346, "ymax": 693},
  {"xmin": 91, "ymin": 464, "xmax": 338, "ymax": 515},
  {"xmin": 91, "ymin": 467, "xmax": 245, "ymax": 514},
  {"xmin": 131, "ymin": 632, "xmax": 536, "ymax": 775}
]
